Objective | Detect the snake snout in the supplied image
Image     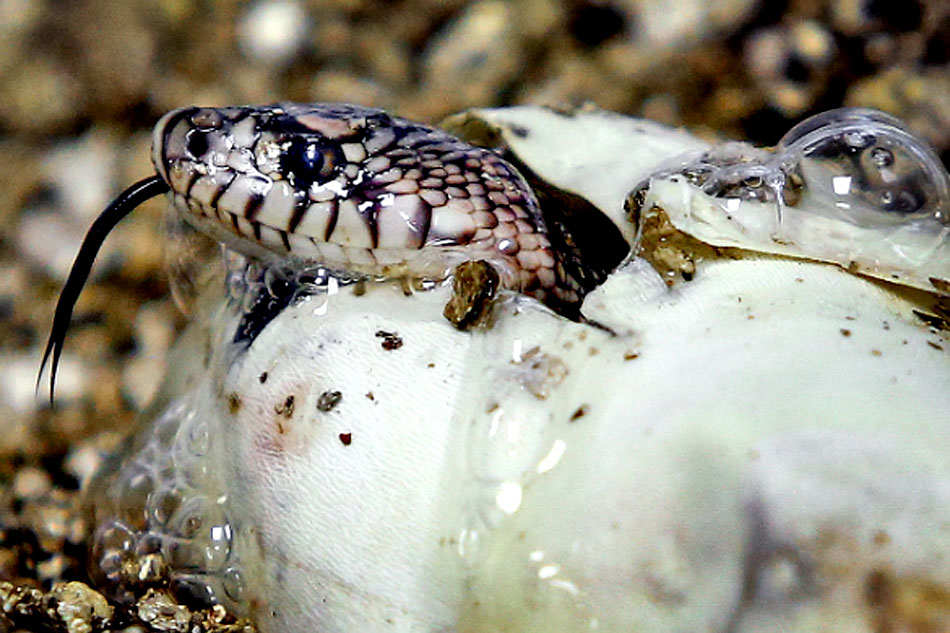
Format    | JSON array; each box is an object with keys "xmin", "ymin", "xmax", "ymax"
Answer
[{"xmin": 151, "ymin": 106, "xmax": 204, "ymax": 185}]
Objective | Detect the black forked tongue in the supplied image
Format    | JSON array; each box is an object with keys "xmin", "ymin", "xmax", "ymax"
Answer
[{"xmin": 37, "ymin": 175, "xmax": 170, "ymax": 403}]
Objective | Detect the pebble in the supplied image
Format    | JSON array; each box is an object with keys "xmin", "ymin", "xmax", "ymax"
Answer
[
  {"xmin": 420, "ymin": 0, "xmax": 524, "ymax": 116},
  {"xmin": 48, "ymin": 581, "xmax": 113, "ymax": 633},
  {"xmin": 238, "ymin": 0, "xmax": 311, "ymax": 66},
  {"xmin": 136, "ymin": 589, "xmax": 193, "ymax": 633},
  {"xmin": 12, "ymin": 467, "xmax": 52, "ymax": 500}
]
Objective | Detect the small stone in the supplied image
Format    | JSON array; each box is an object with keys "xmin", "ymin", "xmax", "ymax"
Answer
[
  {"xmin": 136, "ymin": 589, "xmax": 191, "ymax": 633},
  {"xmin": 420, "ymin": 0, "xmax": 524, "ymax": 115},
  {"xmin": 45, "ymin": 581, "xmax": 113, "ymax": 633},
  {"xmin": 238, "ymin": 0, "xmax": 310, "ymax": 66},
  {"xmin": 317, "ymin": 390, "xmax": 343, "ymax": 412},
  {"xmin": 0, "ymin": 581, "xmax": 45, "ymax": 619},
  {"xmin": 135, "ymin": 552, "xmax": 169, "ymax": 584},
  {"xmin": 443, "ymin": 260, "xmax": 499, "ymax": 330},
  {"xmin": 374, "ymin": 330, "xmax": 404, "ymax": 350},
  {"xmin": 12, "ymin": 466, "xmax": 51, "ymax": 500}
]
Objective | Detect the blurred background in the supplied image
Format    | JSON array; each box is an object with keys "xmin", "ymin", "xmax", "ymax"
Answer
[{"xmin": 0, "ymin": 0, "xmax": 948, "ymax": 603}]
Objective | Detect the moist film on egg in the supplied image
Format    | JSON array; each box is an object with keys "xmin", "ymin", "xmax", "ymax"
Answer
[
  {"xmin": 77, "ymin": 105, "xmax": 950, "ymax": 633},
  {"xmin": 635, "ymin": 107, "xmax": 950, "ymax": 293}
]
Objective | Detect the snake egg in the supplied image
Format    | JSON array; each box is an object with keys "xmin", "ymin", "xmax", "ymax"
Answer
[{"xmin": 64, "ymin": 105, "xmax": 950, "ymax": 633}]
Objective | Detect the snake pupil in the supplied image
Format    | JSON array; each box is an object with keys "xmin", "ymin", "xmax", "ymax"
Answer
[{"xmin": 283, "ymin": 137, "xmax": 327, "ymax": 188}]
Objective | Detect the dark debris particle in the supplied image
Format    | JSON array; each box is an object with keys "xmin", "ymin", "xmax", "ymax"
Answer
[
  {"xmin": 317, "ymin": 390, "xmax": 343, "ymax": 412},
  {"xmin": 227, "ymin": 393, "xmax": 242, "ymax": 415},
  {"xmin": 840, "ymin": 328, "xmax": 852, "ymax": 337},
  {"xmin": 375, "ymin": 330, "xmax": 404, "ymax": 350},
  {"xmin": 258, "ymin": 371, "xmax": 268, "ymax": 384},
  {"xmin": 927, "ymin": 341, "xmax": 944, "ymax": 351},
  {"xmin": 912, "ymin": 310, "xmax": 949, "ymax": 331},
  {"xmin": 275, "ymin": 395, "xmax": 295, "ymax": 418},
  {"xmin": 339, "ymin": 432, "xmax": 352, "ymax": 446},
  {"xmin": 929, "ymin": 277, "xmax": 950, "ymax": 293},
  {"xmin": 570, "ymin": 405, "xmax": 589, "ymax": 422},
  {"xmin": 865, "ymin": 569, "xmax": 891, "ymax": 608},
  {"xmin": 442, "ymin": 260, "xmax": 499, "ymax": 330},
  {"xmin": 365, "ymin": 391, "xmax": 375, "ymax": 401},
  {"xmin": 623, "ymin": 351, "xmax": 640, "ymax": 360}
]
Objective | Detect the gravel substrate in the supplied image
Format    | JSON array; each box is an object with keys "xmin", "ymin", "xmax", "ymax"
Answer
[{"xmin": 1, "ymin": 0, "xmax": 947, "ymax": 630}]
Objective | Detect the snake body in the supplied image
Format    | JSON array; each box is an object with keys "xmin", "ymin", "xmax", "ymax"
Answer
[{"xmin": 154, "ymin": 103, "xmax": 581, "ymax": 305}]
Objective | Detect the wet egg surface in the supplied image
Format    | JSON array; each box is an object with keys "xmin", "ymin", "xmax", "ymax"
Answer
[{"xmin": 78, "ymin": 105, "xmax": 949, "ymax": 633}]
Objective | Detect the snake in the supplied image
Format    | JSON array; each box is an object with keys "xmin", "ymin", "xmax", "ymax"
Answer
[{"xmin": 39, "ymin": 103, "xmax": 589, "ymax": 396}]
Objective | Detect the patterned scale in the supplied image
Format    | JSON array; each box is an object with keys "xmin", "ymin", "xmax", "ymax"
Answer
[{"xmin": 152, "ymin": 103, "xmax": 581, "ymax": 307}]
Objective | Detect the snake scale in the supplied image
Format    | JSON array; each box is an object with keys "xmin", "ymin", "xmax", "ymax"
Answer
[{"xmin": 39, "ymin": 103, "xmax": 593, "ymax": 395}]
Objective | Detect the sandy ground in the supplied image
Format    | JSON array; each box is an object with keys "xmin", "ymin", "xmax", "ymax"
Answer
[{"xmin": 1, "ymin": 0, "xmax": 948, "ymax": 630}]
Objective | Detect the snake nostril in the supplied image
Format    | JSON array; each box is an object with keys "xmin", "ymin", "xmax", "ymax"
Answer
[
  {"xmin": 186, "ymin": 130, "xmax": 210, "ymax": 159},
  {"xmin": 152, "ymin": 106, "xmax": 201, "ymax": 184}
]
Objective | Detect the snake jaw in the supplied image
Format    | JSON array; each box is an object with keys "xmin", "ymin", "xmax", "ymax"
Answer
[{"xmin": 151, "ymin": 103, "xmax": 583, "ymax": 311}]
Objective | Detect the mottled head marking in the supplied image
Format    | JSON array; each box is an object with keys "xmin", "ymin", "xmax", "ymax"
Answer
[{"xmin": 151, "ymin": 103, "xmax": 579, "ymax": 307}]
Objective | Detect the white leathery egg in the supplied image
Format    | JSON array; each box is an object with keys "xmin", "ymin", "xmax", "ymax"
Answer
[{"xmin": 88, "ymin": 105, "xmax": 950, "ymax": 633}]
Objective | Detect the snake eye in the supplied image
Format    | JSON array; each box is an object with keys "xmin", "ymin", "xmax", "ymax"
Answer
[{"xmin": 282, "ymin": 137, "xmax": 338, "ymax": 188}]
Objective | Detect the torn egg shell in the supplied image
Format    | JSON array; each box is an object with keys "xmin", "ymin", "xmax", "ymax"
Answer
[
  {"xmin": 90, "ymin": 106, "xmax": 950, "ymax": 633},
  {"xmin": 637, "ymin": 108, "xmax": 950, "ymax": 295},
  {"xmin": 442, "ymin": 105, "xmax": 711, "ymax": 246}
]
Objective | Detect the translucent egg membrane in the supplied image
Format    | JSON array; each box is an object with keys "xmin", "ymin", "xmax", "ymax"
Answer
[
  {"xmin": 89, "ymin": 390, "xmax": 249, "ymax": 608},
  {"xmin": 636, "ymin": 108, "xmax": 950, "ymax": 294},
  {"xmin": 88, "ymin": 254, "xmax": 370, "ymax": 613},
  {"xmin": 89, "ymin": 269, "xmax": 253, "ymax": 610}
]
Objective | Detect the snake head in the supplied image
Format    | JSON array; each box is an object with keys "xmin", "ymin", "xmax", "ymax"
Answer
[
  {"xmin": 40, "ymin": 103, "xmax": 593, "ymax": 401},
  {"xmin": 151, "ymin": 103, "xmax": 576, "ymax": 304}
]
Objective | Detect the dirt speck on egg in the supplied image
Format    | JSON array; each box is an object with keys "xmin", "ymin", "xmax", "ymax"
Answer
[
  {"xmin": 513, "ymin": 347, "xmax": 568, "ymax": 400},
  {"xmin": 227, "ymin": 393, "xmax": 242, "ymax": 415},
  {"xmin": 569, "ymin": 405, "xmax": 589, "ymax": 422},
  {"xmin": 275, "ymin": 395, "xmax": 295, "ymax": 418},
  {"xmin": 375, "ymin": 330, "xmax": 403, "ymax": 351},
  {"xmin": 317, "ymin": 390, "xmax": 343, "ymax": 412}
]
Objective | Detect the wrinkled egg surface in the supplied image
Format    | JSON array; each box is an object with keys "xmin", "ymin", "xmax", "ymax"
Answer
[{"xmin": 88, "ymin": 106, "xmax": 950, "ymax": 633}]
